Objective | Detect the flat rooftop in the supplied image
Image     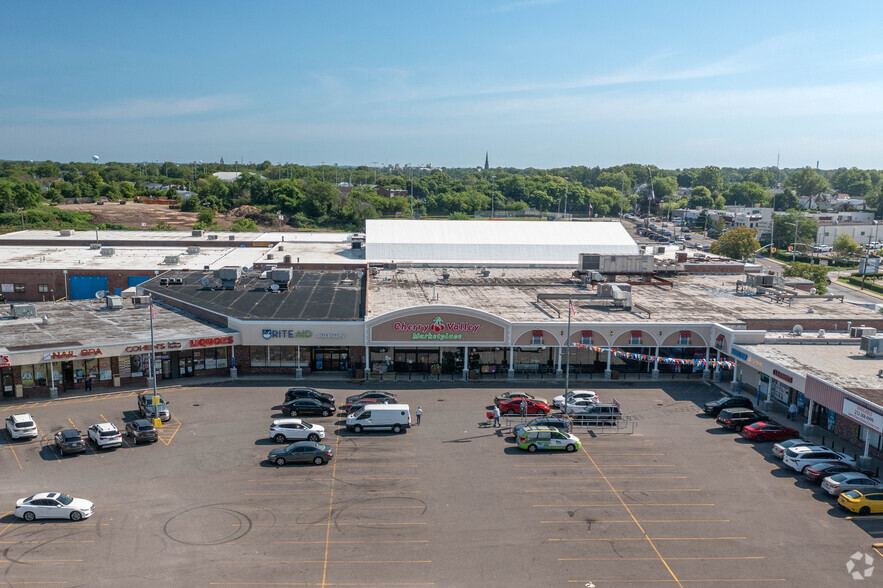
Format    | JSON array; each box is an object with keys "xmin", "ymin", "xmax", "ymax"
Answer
[
  {"xmin": 141, "ymin": 269, "xmax": 365, "ymax": 321},
  {"xmin": 0, "ymin": 300, "xmax": 235, "ymax": 352},
  {"xmin": 254, "ymin": 241, "xmax": 365, "ymax": 266},
  {"xmin": 742, "ymin": 343, "xmax": 883, "ymax": 406},
  {"xmin": 0, "ymin": 245, "xmax": 268, "ymax": 271},
  {"xmin": 366, "ymin": 267, "xmax": 882, "ymax": 325},
  {"xmin": 0, "ymin": 229, "xmax": 353, "ymax": 244}
]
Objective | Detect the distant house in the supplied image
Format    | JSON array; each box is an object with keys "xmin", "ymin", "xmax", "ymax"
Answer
[{"xmin": 377, "ymin": 186, "xmax": 409, "ymax": 198}]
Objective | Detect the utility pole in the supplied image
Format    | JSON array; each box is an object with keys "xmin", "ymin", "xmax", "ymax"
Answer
[
  {"xmin": 563, "ymin": 177, "xmax": 569, "ymax": 216},
  {"xmin": 491, "ymin": 175, "xmax": 496, "ymax": 219},
  {"xmin": 620, "ymin": 172, "xmax": 626, "ymax": 221}
]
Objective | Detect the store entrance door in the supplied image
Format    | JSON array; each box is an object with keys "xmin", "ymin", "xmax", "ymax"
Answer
[
  {"xmin": 1, "ymin": 368, "xmax": 14, "ymax": 398},
  {"xmin": 314, "ymin": 347, "xmax": 349, "ymax": 371},
  {"xmin": 62, "ymin": 362, "xmax": 74, "ymax": 391}
]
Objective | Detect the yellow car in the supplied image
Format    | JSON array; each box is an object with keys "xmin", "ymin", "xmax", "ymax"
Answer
[{"xmin": 837, "ymin": 490, "xmax": 883, "ymax": 515}]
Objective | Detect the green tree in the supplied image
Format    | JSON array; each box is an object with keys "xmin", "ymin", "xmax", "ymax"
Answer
[
  {"xmin": 687, "ymin": 186, "xmax": 713, "ymax": 209},
  {"xmin": 151, "ymin": 221, "xmax": 176, "ymax": 231},
  {"xmin": 784, "ymin": 166, "xmax": 828, "ymax": 198},
  {"xmin": 35, "ymin": 161, "xmax": 60, "ymax": 179},
  {"xmin": 231, "ymin": 217, "xmax": 259, "ymax": 232},
  {"xmin": 784, "ymin": 262, "xmax": 828, "ymax": 294},
  {"xmin": 724, "ymin": 182, "xmax": 766, "ymax": 206},
  {"xmin": 693, "ymin": 166, "xmax": 724, "ymax": 194},
  {"xmin": 833, "ymin": 167, "xmax": 873, "ymax": 198},
  {"xmin": 595, "ymin": 171, "xmax": 631, "ymax": 193},
  {"xmin": 746, "ymin": 168, "xmax": 777, "ymax": 188},
  {"xmin": 709, "ymin": 226, "xmax": 760, "ymax": 259},
  {"xmin": 832, "ymin": 233, "xmax": 863, "ymax": 257},
  {"xmin": 772, "ymin": 212, "xmax": 818, "ymax": 252},
  {"xmin": 773, "ymin": 189, "xmax": 799, "ymax": 211}
]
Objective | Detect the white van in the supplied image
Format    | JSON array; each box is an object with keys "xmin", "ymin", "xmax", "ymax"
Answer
[{"xmin": 346, "ymin": 403, "xmax": 412, "ymax": 434}]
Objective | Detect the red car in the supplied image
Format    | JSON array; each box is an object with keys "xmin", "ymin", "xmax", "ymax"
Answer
[
  {"xmin": 803, "ymin": 462, "xmax": 865, "ymax": 485},
  {"xmin": 740, "ymin": 421, "xmax": 800, "ymax": 442},
  {"xmin": 498, "ymin": 398, "xmax": 551, "ymax": 415}
]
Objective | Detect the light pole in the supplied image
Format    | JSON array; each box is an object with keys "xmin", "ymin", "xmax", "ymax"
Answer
[
  {"xmin": 409, "ymin": 169, "xmax": 414, "ymax": 219},
  {"xmin": 620, "ymin": 172, "xmax": 626, "ymax": 221},
  {"xmin": 18, "ymin": 208, "xmax": 24, "ymax": 232},
  {"xmin": 491, "ymin": 175, "xmax": 496, "ymax": 219},
  {"xmin": 563, "ymin": 177, "xmax": 569, "ymax": 217},
  {"xmin": 862, "ymin": 220, "xmax": 879, "ymax": 290}
]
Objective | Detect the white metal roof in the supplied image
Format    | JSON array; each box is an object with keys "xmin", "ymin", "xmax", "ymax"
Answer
[{"xmin": 366, "ymin": 219, "xmax": 639, "ymax": 265}]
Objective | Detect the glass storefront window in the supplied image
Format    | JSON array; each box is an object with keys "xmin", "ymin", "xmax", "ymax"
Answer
[
  {"xmin": 193, "ymin": 350, "xmax": 205, "ymax": 371},
  {"xmin": 216, "ymin": 347, "xmax": 228, "ymax": 368},
  {"xmin": 98, "ymin": 358, "xmax": 112, "ymax": 381},
  {"xmin": 85, "ymin": 359, "xmax": 98, "ymax": 380},
  {"xmin": 21, "ymin": 365, "xmax": 34, "ymax": 387},
  {"xmin": 268, "ymin": 346, "xmax": 284, "ymax": 365},
  {"xmin": 205, "ymin": 349, "xmax": 217, "ymax": 370},
  {"xmin": 252, "ymin": 346, "xmax": 268, "ymax": 367},
  {"xmin": 280, "ymin": 346, "xmax": 297, "ymax": 366}
]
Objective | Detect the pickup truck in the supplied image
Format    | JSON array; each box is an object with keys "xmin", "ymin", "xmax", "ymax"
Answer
[{"xmin": 138, "ymin": 393, "xmax": 171, "ymax": 422}]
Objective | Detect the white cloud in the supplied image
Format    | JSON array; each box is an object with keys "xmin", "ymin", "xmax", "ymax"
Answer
[{"xmin": 34, "ymin": 94, "xmax": 248, "ymax": 121}]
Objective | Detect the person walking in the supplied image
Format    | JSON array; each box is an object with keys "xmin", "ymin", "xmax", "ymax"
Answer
[
  {"xmin": 416, "ymin": 406, "xmax": 423, "ymax": 426},
  {"xmin": 788, "ymin": 402, "xmax": 797, "ymax": 421},
  {"xmin": 492, "ymin": 405, "xmax": 501, "ymax": 428},
  {"xmin": 84, "ymin": 376, "xmax": 92, "ymax": 392},
  {"xmin": 520, "ymin": 398, "xmax": 527, "ymax": 417}
]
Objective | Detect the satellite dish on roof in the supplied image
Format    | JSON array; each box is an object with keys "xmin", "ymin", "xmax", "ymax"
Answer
[
  {"xmin": 95, "ymin": 290, "xmax": 107, "ymax": 299},
  {"xmin": 201, "ymin": 277, "xmax": 210, "ymax": 287},
  {"xmin": 270, "ymin": 283, "xmax": 279, "ymax": 292},
  {"xmin": 792, "ymin": 324, "xmax": 804, "ymax": 335},
  {"xmin": 242, "ymin": 266, "xmax": 250, "ymax": 273}
]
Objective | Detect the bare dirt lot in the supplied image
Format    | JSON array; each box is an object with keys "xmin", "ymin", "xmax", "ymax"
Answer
[{"xmin": 57, "ymin": 203, "xmax": 294, "ymax": 232}]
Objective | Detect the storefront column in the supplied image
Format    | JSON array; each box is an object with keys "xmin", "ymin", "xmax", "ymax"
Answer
[
  {"xmin": 702, "ymin": 347, "xmax": 711, "ymax": 379},
  {"xmin": 713, "ymin": 349, "xmax": 721, "ymax": 381},
  {"xmin": 651, "ymin": 346, "xmax": 660, "ymax": 379},
  {"xmin": 804, "ymin": 399, "xmax": 814, "ymax": 435},
  {"xmin": 604, "ymin": 348, "xmax": 612, "ymax": 379},
  {"xmin": 507, "ymin": 346, "xmax": 515, "ymax": 379},
  {"xmin": 555, "ymin": 347, "xmax": 563, "ymax": 378},
  {"xmin": 730, "ymin": 359, "xmax": 739, "ymax": 393},
  {"xmin": 764, "ymin": 376, "xmax": 773, "ymax": 411},
  {"xmin": 364, "ymin": 346, "xmax": 371, "ymax": 381},
  {"xmin": 229, "ymin": 344, "xmax": 238, "ymax": 379},
  {"xmin": 462, "ymin": 346, "xmax": 469, "ymax": 381},
  {"xmin": 295, "ymin": 346, "xmax": 303, "ymax": 379},
  {"xmin": 48, "ymin": 362, "xmax": 58, "ymax": 399}
]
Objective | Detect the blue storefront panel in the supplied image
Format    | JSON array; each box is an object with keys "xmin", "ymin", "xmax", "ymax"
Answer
[
  {"xmin": 69, "ymin": 276, "xmax": 109, "ymax": 300},
  {"xmin": 127, "ymin": 276, "xmax": 151, "ymax": 288}
]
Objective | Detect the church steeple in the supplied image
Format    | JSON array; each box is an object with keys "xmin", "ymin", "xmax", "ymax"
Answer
[{"xmin": 484, "ymin": 152, "xmax": 489, "ymax": 170}]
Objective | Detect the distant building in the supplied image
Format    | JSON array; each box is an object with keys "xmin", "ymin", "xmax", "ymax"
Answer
[{"xmin": 212, "ymin": 171, "xmax": 242, "ymax": 182}]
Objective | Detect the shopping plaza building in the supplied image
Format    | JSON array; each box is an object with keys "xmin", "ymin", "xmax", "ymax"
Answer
[{"xmin": 1, "ymin": 219, "xmax": 882, "ymax": 458}]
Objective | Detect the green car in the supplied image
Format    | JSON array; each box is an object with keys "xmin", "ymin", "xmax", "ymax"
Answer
[{"xmin": 516, "ymin": 426, "xmax": 581, "ymax": 453}]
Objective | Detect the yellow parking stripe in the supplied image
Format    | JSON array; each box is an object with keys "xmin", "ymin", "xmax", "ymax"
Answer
[
  {"xmin": 157, "ymin": 417, "xmax": 182, "ymax": 446},
  {"xmin": 560, "ymin": 556, "xmax": 763, "ymax": 561},
  {"xmin": 520, "ymin": 476, "xmax": 688, "ymax": 480},
  {"xmin": 235, "ymin": 540, "xmax": 428, "ymax": 545},
  {"xmin": 525, "ymin": 489, "xmax": 701, "ymax": 493},
  {"xmin": 567, "ymin": 580, "xmax": 785, "ymax": 584},
  {"xmin": 535, "ymin": 503, "xmax": 714, "ymax": 507},
  {"xmin": 540, "ymin": 519, "xmax": 729, "ymax": 524},
  {"xmin": 549, "ymin": 536, "xmax": 746, "ymax": 542}
]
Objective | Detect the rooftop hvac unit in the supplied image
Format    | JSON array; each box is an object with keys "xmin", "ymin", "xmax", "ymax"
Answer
[
  {"xmin": 186, "ymin": 246, "xmax": 201, "ymax": 255},
  {"xmin": 131, "ymin": 295, "xmax": 151, "ymax": 306},
  {"xmin": 864, "ymin": 335, "xmax": 883, "ymax": 357},
  {"xmin": 852, "ymin": 326, "xmax": 878, "ymax": 339},
  {"xmin": 207, "ymin": 234, "xmax": 218, "ymax": 240},
  {"xmin": 59, "ymin": 229, "xmax": 76, "ymax": 236},
  {"xmin": 579, "ymin": 254, "xmax": 601, "ymax": 271},
  {"xmin": 10, "ymin": 304, "xmax": 36, "ymax": 318},
  {"xmin": 351, "ymin": 233, "xmax": 365, "ymax": 249},
  {"xmin": 89, "ymin": 243, "xmax": 102, "ymax": 250},
  {"xmin": 215, "ymin": 266, "xmax": 241, "ymax": 290},
  {"xmin": 100, "ymin": 247, "xmax": 115, "ymax": 256},
  {"xmin": 192, "ymin": 230, "xmax": 204, "ymax": 237},
  {"xmin": 105, "ymin": 295, "xmax": 123, "ymax": 310},
  {"xmin": 269, "ymin": 268, "xmax": 292, "ymax": 288},
  {"xmin": 163, "ymin": 255, "xmax": 180, "ymax": 265}
]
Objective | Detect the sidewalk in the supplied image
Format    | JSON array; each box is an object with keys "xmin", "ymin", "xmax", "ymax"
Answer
[{"xmin": 711, "ymin": 380, "xmax": 883, "ymax": 477}]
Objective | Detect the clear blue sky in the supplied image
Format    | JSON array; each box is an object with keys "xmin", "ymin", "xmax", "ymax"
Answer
[{"xmin": 3, "ymin": 1, "xmax": 883, "ymax": 170}]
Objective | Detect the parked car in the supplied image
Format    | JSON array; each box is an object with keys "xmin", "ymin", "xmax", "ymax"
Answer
[
  {"xmin": 285, "ymin": 387, "xmax": 335, "ymax": 406},
  {"xmin": 138, "ymin": 393, "xmax": 171, "ymax": 422},
  {"xmin": 740, "ymin": 422, "xmax": 800, "ymax": 442},
  {"xmin": 494, "ymin": 391, "xmax": 549, "ymax": 406},
  {"xmin": 822, "ymin": 472, "xmax": 882, "ymax": 496},
  {"xmin": 87, "ymin": 422, "xmax": 122, "ymax": 450},
  {"xmin": 563, "ymin": 399, "xmax": 604, "ymax": 414},
  {"xmin": 803, "ymin": 462, "xmax": 863, "ymax": 485},
  {"xmin": 716, "ymin": 408, "xmax": 766, "ymax": 431},
  {"xmin": 513, "ymin": 415, "xmax": 573, "ymax": 439},
  {"xmin": 347, "ymin": 397, "xmax": 391, "ymax": 413},
  {"xmin": 703, "ymin": 396, "xmax": 753, "ymax": 417},
  {"xmin": 772, "ymin": 438, "xmax": 815, "ymax": 460},
  {"xmin": 6, "ymin": 413, "xmax": 38, "ymax": 440},
  {"xmin": 125, "ymin": 419, "xmax": 158, "ymax": 444},
  {"xmin": 498, "ymin": 398, "xmax": 551, "ymax": 415},
  {"xmin": 14, "ymin": 492, "xmax": 94, "ymax": 521},
  {"xmin": 345, "ymin": 391, "xmax": 397, "ymax": 409},
  {"xmin": 782, "ymin": 445, "xmax": 856, "ymax": 473},
  {"xmin": 552, "ymin": 390, "xmax": 598, "ymax": 409},
  {"xmin": 516, "ymin": 426, "xmax": 581, "ymax": 452},
  {"xmin": 269, "ymin": 419, "xmax": 325, "ymax": 443},
  {"xmin": 268, "ymin": 441, "xmax": 333, "ymax": 466},
  {"xmin": 570, "ymin": 403, "xmax": 622, "ymax": 425},
  {"xmin": 54, "ymin": 429, "xmax": 86, "ymax": 455},
  {"xmin": 282, "ymin": 398, "xmax": 335, "ymax": 417},
  {"xmin": 838, "ymin": 489, "xmax": 883, "ymax": 515}
]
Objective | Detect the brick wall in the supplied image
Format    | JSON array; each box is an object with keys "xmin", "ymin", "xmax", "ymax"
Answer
[{"xmin": 0, "ymin": 268, "xmax": 161, "ymax": 302}]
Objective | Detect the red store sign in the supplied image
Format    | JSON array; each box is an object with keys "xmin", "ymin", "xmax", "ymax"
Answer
[
  {"xmin": 0, "ymin": 354, "xmax": 10, "ymax": 368},
  {"xmin": 50, "ymin": 348, "xmax": 103, "ymax": 359},
  {"xmin": 125, "ymin": 342, "xmax": 182, "ymax": 353},
  {"xmin": 772, "ymin": 369, "xmax": 793, "ymax": 384},
  {"xmin": 189, "ymin": 336, "xmax": 235, "ymax": 348}
]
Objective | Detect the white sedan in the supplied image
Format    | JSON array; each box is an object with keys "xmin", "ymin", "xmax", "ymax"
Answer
[
  {"xmin": 553, "ymin": 390, "xmax": 598, "ymax": 409},
  {"xmin": 563, "ymin": 399, "xmax": 601, "ymax": 414},
  {"xmin": 269, "ymin": 419, "xmax": 326, "ymax": 443},
  {"xmin": 15, "ymin": 492, "xmax": 94, "ymax": 522}
]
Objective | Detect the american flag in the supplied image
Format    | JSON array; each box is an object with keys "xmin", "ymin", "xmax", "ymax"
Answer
[
  {"xmin": 569, "ymin": 300, "xmax": 576, "ymax": 316},
  {"xmin": 150, "ymin": 302, "xmax": 155, "ymax": 319}
]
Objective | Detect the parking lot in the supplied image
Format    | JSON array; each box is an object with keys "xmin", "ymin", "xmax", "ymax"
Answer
[{"xmin": 1, "ymin": 380, "xmax": 880, "ymax": 586}]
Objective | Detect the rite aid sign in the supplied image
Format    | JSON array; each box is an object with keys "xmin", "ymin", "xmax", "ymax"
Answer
[{"xmin": 842, "ymin": 398, "xmax": 883, "ymax": 434}]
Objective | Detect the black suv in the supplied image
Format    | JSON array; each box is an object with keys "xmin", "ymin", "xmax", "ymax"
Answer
[
  {"xmin": 703, "ymin": 396, "xmax": 753, "ymax": 417},
  {"xmin": 125, "ymin": 419, "xmax": 159, "ymax": 444},
  {"xmin": 282, "ymin": 398, "xmax": 335, "ymax": 417},
  {"xmin": 284, "ymin": 387, "xmax": 335, "ymax": 406},
  {"xmin": 716, "ymin": 408, "xmax": 767, "ymax": 431},
  {"xmin": 54, "ymin": 429, "xmax": 86, "ymax": 455}
]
